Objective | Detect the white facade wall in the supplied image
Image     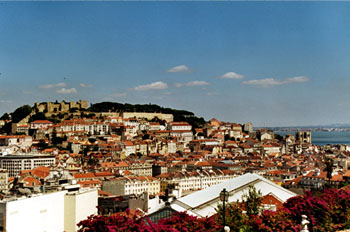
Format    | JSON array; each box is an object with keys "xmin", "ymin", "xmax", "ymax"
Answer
[
  {"xmin": 264, "ymin": 146, "xmax": 281, "ymax": 154},
  {"xmin": 64, "ymin": 189, "xmax": 98, "ymax": 232},
  {"xmin": 169, "ymin": 125, "xmax": 192, "ymax": 131},
  {"xmin": 168, "ymin": 142, "xmax": 177, "ymax": 153},
  {"xmin": 165, "ymin": 174, "xmax": 236, "ymax": 192},
  {"xmin": 6, "ymin": 138, "xmax": 17, "ymax": 146},
  {"xmin": 0, "ymin": 191, "xmax": 65, "ymax": 232},
  {"xmin": 104, "ymin": 179, "xmax": 160, "ymax": 196},
  {"xmin": 0, "ymin": 171, "xmax": 8, "ymax": 191},
  {"xmin": 125, "ymin": 146, "xmax": 136, "ymax": 157},
  {"xmin": 0, "ymin": 155, "xmax": 56, "ymax": 177}
]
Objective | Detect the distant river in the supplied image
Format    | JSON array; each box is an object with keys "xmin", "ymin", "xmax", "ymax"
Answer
[{"xmin": 275, "ymin": 131, "xmax": 350, "ymax": 146}]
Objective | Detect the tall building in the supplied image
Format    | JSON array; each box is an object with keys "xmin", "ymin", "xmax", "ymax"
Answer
[
  {"xmin": 296, "ymin": 131, "xmax": 312, "ymax": 144},
  {"xmin": 243, "ymin": 122, "xmax": 253, "ymax": 133}
]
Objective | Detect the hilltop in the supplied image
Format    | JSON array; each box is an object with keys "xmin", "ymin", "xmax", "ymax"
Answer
[
  {"xmin": 0, "ymin": 101, "xmax": 206, "ymax": 134},
  {"xmin": 89, "ymin": 102, "xmax": 206, "ymax": 128}
]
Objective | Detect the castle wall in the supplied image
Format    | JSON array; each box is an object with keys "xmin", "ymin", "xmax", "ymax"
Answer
[
  {"xmin": 34, "ymin": 101, "xmax": 89, "ymax": 114},
  {"xmin": 122, "ymin": 112, "xmax": 174, "ymax": 122},
  {"xmin": 60, "ymin": 102, "xmax": 70, "ymax": 112}
]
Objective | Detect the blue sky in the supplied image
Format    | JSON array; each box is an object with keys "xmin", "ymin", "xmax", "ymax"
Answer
[{"xmin": 1, "ymin": 2, "xmax": 350, "ymax": 127}]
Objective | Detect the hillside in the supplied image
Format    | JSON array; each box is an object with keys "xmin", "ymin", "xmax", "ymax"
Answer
[
  {"xmin": 0, "ymin": 102, "xmax": 207, "ymax": 133},
  {"xmin": 89, "ymin": 102, "xmax": 206, "ymax": 128}
]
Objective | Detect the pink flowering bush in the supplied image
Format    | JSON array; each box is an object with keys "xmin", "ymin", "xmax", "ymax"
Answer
[
  {"xmin": 283, "ymin": 189, "xmax": 350, "ymax": 231},
  {"xmin": 77, "ymin": 209, "xmax": 152, "ymax": 232},
  {"xmin": 78, "ymin": 188, "xmax": 350, "ymax": 232},
  {"xmin": 77, "ymin": 210, "xmax": 219, "ymax": 232},
  {"xmin": 248, "ymin": 210, "xmax": 301, "ymax": 232}
]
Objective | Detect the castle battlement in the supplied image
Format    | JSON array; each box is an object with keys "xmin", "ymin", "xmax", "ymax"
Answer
[{"xmin": 34, "ymin": 100, "xmax": 88, "ymax": 114}]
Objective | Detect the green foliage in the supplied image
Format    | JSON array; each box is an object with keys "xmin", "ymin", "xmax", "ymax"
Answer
[
  {"xmin": 11, "ymin": 105, "xmax": 32, "ymax": 123},
  {"xmin": 51, "ymin": 130, "xmax": 66, "ymax": 146},
  {"xmin": 57, "ymin": 113, "xmax": 66, "ymax": 119},
  {"xmin": 29, "ymin": 112, "xmax": 47, "ymax": 123},
  {"xmin": 142, "ymin": 134, "xmax": 151, "ymax": 140},
  {"xmin": 0, "ymin": 113, "xmax": 10, "ymax": 120},
  {"xmin": 70, "ymin": 107, "xmax": 79, "ymax": 113},
  {"xmin": 216, "ymin": 201, "xmax": 247, "ymax": 231},
  {"xmin": 47, "ymin": 117, "xmax": 60, "ymax": 124},
  {"xmin": 243, "ymin": 185, "xmax": 263, "ymax": 216},
  {"xmin": 36, "ymin": 139, "xmax": 48, "ymax": 149}
]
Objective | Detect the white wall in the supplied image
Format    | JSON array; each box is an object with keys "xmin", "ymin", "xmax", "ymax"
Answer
[
  {"xmin": 1, "ymin": 191, "xmax": 65, "ymax": 232},
  {"xmin": 64, "ymin": 189, "xmax": 98, "ymax": 232}
]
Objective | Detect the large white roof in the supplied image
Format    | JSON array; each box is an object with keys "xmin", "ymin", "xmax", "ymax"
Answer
[{"xmin": 171, "ymin": 173, "xmax": 297, "ymax": 217}]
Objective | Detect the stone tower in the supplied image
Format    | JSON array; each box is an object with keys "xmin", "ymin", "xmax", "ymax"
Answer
[{"xmin": 296, "ymin": 131, "xmax": 312, "ymax": 144}]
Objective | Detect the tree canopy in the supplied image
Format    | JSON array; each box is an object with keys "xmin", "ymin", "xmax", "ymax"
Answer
[
  {"xmin": 11, "ymin": 105, "xmax": 32, "ymax": 123},
  {"xmin": 89, "ymin": 102, "xmax": 206, "ymax": 128}
]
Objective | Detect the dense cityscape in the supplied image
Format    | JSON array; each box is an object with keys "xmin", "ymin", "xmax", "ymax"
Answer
[
  {"xmin": 2, "ymin": 2, "xmax": 350, "ymax": 232},
  {"xmin": 0, "ymin": 100, "xmax": 349, "ymax": 231}
]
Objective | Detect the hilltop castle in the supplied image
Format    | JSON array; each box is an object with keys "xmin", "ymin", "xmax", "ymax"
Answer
[{"xmin": 34, "ymin": 100, "xmax": 88, "ymax": 114}]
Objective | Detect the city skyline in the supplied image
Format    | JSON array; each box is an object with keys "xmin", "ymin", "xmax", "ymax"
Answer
[{"xmin": 1, "ymin": 2, "xmax": 350, "ymax": 126}]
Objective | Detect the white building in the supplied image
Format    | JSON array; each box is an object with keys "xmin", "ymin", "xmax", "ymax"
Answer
[
  {"xmin": 0, "ymin": 135, "xmax": 32, "ymax": 148},
  {"xmin": 30, "ymin": 120, "xmax": 53, "ymax": 130},
  {"xmin": 0, "ymin": 169, "xmax": 8, "ymax": 191},
  {"xmin": 0, "ymin": 153, "xmax": 56, "ymax": 177},
  {"xmin": 64, "ymin": 186, "xmax": 98, "ymax": 232},
  {"xmin": 0, "ymin": 187, "xmax": 98, "ymax": 232},
  {"xmin": 158, "ymin": 170, "xmax": 236, "ymax": 193},
  {"xmin": 0, "ymin": 191, "xmax": 66, "ymax": 232},
  {"xmin": 170, "ymin": 131, "xmax": 193, "ymax": 145},
  {"xmin": 167, "ymin": 122, "xmax": 192, "ymax": 131},
  {"xmin": 170, "ymin": 173, "xmax": 297, "ymax": 217},
  {"xmin": 102, "ymin": 176, "xmax": 160, "ymax": 196},
  {"xmin": 122, "ymin": 141, "xmax": 136, "ymax": 157}
]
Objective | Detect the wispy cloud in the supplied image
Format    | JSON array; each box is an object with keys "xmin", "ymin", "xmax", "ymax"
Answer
[
  {"xmin": 132, "ymin": 81, "xmax": 168, "ymax": 91},
  {"xmin": 39, "ymin": 82, "xmax": 66, "ymax": 89},
  {"xmin": 80, "ymin": 83, "xmax": 92, "ymax": 88},
  {"xmin": 218, "ymin": 72, "xmax": 244, "ymax": 79},
  {"xmin": 0, "ymin": 100, "xmax": 12, "ymax": 103},
  {"xmin": 109, "ymin": 92, "xmax": 127, "ymax": 98},
  {"xmin": 175, "ymin": 81, "xmax": 210, "ymax": 88},
  {"xmin": 167, "ymin": 65, "xmax": 191, "ymax": 73},
  {"xmin": 207, "ymin": 92, "xmax": 219, "ymax": 96},
  {"xmin": 56, "ymin": 88, "xmax": 77, "ymax": 94},
  {"xmin": 242, "ymin": 76, "xmax": 309, "ymax": 88}
]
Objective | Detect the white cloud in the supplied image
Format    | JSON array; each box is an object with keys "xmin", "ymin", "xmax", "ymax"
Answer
[
  {"xmin": 207, "ymin": 92, "xmax": 219, "ymax": 96},
  {"xmin": 242, "ymin": 76, "xmax": 309, "ymax": 88},
  {"xmin": 284, "ymin": 76, "xmax": 309, "ymax": 83},
  {"xmin": 56, "ymin": 88, "xmax": 77, "ymax": 94},
  {"xmin": 0, "ymin": 100, "xmax": 12, "ymax": 103},
  {"xmin": 218, "ymin": 72, "xmax": 244, "ymax": 79},
  {"xmin": 175, "ymin": 81, "xmax": 210, "ymax": 87},
  {"xmin": 80, "ymin": 83, "xmax": 92, "ymax": 88},
  {"xmin": 133, "ymin": 81, "xmax": 168, "ymax": 91},
  {"xmin": 109, "ymin": 92, "xmax": 127, "ymax": 98},
  {"xmin": 167, "ymin": 65, "xmax": 191, "ymax": 73},
  {"xmin": 39, "ymin": 82, "xmax": 66, "ymax": 89}
]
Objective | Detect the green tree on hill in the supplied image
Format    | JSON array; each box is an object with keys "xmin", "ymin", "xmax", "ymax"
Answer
[
  {"xmin": 89, "ymin": 102, "xmax": 206, "ymax": 128},
  {"xmin": 11, "ymin": 105, "xmax": 32, "ymax": 123}
]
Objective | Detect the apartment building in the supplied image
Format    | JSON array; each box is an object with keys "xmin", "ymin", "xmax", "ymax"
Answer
[
  {"xmin": 158, "ymin": 169, "xmax": 236, "ymax": 192},
  {"xmin": 0, "ymin": 153, "xmax": 55, "ymax": 177},
  {"xmin": 102, "ymin": 176, "xmax": 160, "ymax": 196}
]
